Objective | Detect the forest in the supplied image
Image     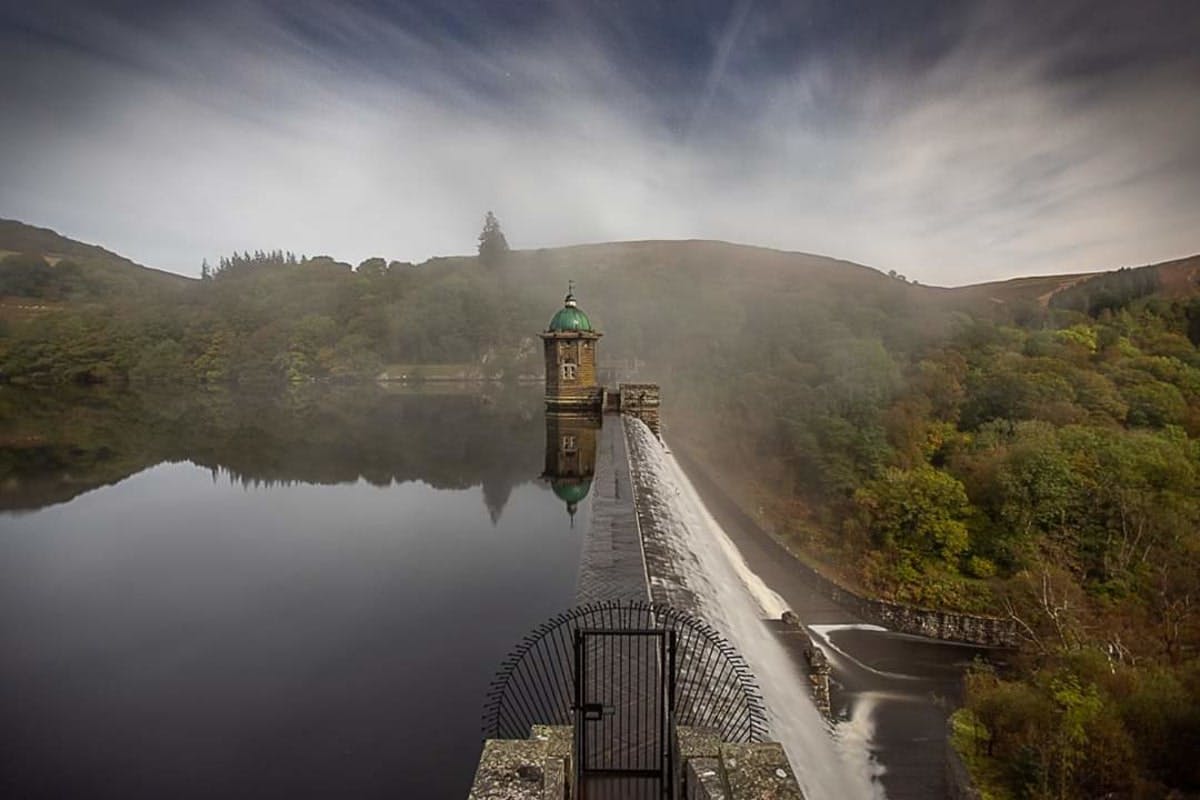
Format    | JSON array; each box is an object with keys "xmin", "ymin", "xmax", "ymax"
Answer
[{"xmin": 2, "ymin": 220, "xmax": 1199, "ymax": 797}]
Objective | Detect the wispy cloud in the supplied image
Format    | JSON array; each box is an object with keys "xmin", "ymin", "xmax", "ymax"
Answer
[{"xmin": 0, "ymin": 1, "xmax": 1197, "ymax": 284}]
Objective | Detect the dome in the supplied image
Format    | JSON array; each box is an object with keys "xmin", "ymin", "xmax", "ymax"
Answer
[
  {"xmin": 547, "ymin": 290, "xmax": 593, "ymax": 332},
  {"xmin": 552, "ymin": 478, "xmax": 593, "ymax": 506}
]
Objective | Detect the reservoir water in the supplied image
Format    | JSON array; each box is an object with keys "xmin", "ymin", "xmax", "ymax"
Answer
[{"xmin": 0, "ymin": 385, "xmax": 586, "ymax": 799}]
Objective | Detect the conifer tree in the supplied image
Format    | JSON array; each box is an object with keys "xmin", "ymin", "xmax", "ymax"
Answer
[{"xmin": 477, "ymin": 211, "xmax": 509, "ymax": 267}]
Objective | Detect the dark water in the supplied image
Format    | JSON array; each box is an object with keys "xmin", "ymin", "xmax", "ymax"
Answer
[{"xmin": 0, "ymin": 385, "xmax": 585, "ymax": 799}]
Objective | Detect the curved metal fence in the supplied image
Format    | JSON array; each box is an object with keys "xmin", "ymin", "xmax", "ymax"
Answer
[{"xmin": 481, "ymin": 600, "xmax": 767, "ymax": 745}]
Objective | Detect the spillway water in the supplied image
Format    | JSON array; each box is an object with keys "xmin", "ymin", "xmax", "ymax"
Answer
[{"xmin": 627, "ymin": 421, "xmax": 883, "ymax": 799}]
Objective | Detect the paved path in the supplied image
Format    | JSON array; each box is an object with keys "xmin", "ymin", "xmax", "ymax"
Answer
[
  {"xmin": 572, "ymin": 418, "xmax": 661, "ymax": 795},
  {"xmin": 574, "ymin": 417, "xmax": 651, "ymax": 605}
]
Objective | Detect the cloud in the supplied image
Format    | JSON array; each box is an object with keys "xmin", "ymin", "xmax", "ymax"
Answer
[{"xmin": 0, "ymin": 1, "xmax": 1197, "ymax": 285}]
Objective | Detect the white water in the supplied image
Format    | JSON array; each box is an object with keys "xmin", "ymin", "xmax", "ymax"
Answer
[
  {"xmin": 628, "ymin": 420, "xmax": 882, "ymax": 799},
  {"xmin": 809, "ymin": 624, "xmax": 923, "ymax": 682}
]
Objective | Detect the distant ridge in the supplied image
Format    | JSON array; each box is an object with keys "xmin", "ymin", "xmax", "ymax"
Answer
[
  {"xmin": 2, "ymin": 217, "xmax": 1196, "ymax": 310},
  {"xmin": 0, "ymin": 218, "xmax": 190, "ymax": 291}
]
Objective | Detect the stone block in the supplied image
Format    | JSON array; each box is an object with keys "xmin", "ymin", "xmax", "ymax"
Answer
[
  {"xmin": 530, "ymin": 725, "xmax": 573, "ymax": 780},
  {"xmin": 677, "ymin": 726, "xmax": 723, "ymax": 760},
  {"xmin": 540, "ymin": 757, "xmax": 566, "ymax": 800},
  {"xmin": 686, "ymin": 756, "xmax": 729, "ymax": 799},
  {"xmin": 468, "ymin": 740, "xmax": 550, "ymax": 800},
  {"xmin": 722, "ymin": 742, "xmax": 805, "ymax": 800}
]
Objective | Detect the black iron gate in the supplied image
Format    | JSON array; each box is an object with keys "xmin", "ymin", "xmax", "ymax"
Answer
[
  {"xmin": 484, "ymin": 602, "xmax": 768, "ymax": 797},
  {"xmin": 574, "ymin": 628, "xmax": 677, "ymax": 795}
]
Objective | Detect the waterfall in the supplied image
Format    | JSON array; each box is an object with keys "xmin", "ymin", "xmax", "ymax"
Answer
[{"xmin": 627, "ymin": 419, "xmax": 883, "ymax": 800}]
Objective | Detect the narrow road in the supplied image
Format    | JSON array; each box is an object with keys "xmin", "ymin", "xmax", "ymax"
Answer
[{"xmin": 673, "ymin": 448, "xmax": 996, "ymax": 800}]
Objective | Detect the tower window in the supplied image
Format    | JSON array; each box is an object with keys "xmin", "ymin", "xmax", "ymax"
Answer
[
  {"xmin": 561, "ymin": 363, "xmax": 577, "ymax": 381},
  {"xmin": 562, "ymin": 435, "xmax": 577, "ymax": 452}
]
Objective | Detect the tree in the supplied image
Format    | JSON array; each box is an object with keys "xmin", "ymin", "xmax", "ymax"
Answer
[
  {"xmin": 356, "ymin": 257, "xmax": 386, "ymax": 278},
  {"xmin": 854, "ymin": 464, "xmax": 971, "ymax": 566},
  {"xmin": 201, "ymin": 258, "xmax": 212, "ymax": 281},
  {"xmin": 477, "ymin": 211, "xmax": 509, "ymax": 267}
]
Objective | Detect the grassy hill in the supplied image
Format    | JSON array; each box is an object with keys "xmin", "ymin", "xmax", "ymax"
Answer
[{"xmin": 0, "ymin": 219, "xmax": 190, "ymax": 314}]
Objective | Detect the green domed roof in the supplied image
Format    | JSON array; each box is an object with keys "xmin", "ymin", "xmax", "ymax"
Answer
[
  {"xmin": 547, "ymin": 290, "xmax": 593, "ymax": 332},
  {"xmin": 552, "ymin": 478, "xmax": 593, "ymax": 505}
]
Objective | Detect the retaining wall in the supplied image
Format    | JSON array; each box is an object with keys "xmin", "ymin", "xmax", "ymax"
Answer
[
  {"xmin": 675, "ymin": 446, "xmax": 1018, "ymax": 648},
  {"xmin": 783, "ymin": 553, "xmax": 1018, "ymax": 648}
]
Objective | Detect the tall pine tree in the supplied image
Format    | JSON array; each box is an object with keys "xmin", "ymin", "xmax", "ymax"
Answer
[{"xmin": 477, "ymin": 211, "xmax": 509, "ymax": 267}]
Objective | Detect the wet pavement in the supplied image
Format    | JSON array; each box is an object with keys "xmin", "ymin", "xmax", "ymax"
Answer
[{"xmin": 574, "ymin": 417, "xmax": 651, "ymax": 605}]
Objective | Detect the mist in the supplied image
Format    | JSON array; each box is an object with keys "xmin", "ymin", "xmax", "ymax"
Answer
[{"xmin": 1, "ymin": 0, "xmax": 1198, "ymax": 284}]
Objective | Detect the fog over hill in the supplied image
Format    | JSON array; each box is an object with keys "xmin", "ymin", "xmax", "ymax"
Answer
[
  {"xmin": 3, "ymin": 219, "xmax": 1200, "ymax": 797},
  {"xmin": 2, "ymin": 2, "xmax": 1198, "ymax": 282},
  {"xmin": 4, "ymin": 215, "xmax": 1195, "ymax": 303}
]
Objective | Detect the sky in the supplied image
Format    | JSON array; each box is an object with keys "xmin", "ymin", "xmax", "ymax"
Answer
[{"xmin": 0, "ymin": 0, "xmax": 1198, "ymax": 285}]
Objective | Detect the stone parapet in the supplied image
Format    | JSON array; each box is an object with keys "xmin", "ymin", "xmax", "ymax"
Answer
[
  {"xmin": 467, "ymin": 727, "xmax": 572, "ymax": 800},
  {"xmin": 618, "ymin": 382, "xmax": 661, "ymax": 435},
  {"xmin": 675, "ymin": 727, "xmax": 805, "ymax": 799}
]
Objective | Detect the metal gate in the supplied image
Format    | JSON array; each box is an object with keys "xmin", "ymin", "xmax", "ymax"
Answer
[{"xmin": 574, "ymin": 628, "xmax": 677, "ymax": 795}]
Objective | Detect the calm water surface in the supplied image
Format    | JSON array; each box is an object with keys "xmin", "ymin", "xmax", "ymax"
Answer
[{"xmin": 0, "ymin": 385, "xmax": 585, "ymax": 798}]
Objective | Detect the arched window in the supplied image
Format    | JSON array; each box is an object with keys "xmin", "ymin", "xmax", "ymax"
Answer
[{"xmin": 561, "ymin": 363, "xmax": 577, "ymax": 381}]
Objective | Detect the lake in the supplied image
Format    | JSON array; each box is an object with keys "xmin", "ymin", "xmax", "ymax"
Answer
[{"xmin": 0, "ymin": 385, "xmax": 586, "ymax": 798}]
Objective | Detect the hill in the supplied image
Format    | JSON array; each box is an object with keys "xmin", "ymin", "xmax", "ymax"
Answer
[
  {"xmin": 0, "ymin": 219, "xmax": 190, "ymax": 313},
  {"xmin": 2, "ymin": 223, "xmax": 1200, "ymax": 796}
]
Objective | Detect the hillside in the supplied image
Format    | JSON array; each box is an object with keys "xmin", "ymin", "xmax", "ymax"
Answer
[
  {"xmin": 6, "ymin": 217, "xmax": 1194, "ymax": 328},
  {"xmin": 2, "ymin": 223, "xmax": 1200, "ymax": 795},
  {"xmin": 1, "ymin": 221, "xmax": 1197, "ymax": 386},
  {"xmin": 0, "ymin": 219, "xmax": 191, "ymax": 313},
  {"xmin": 938, "ymin": 252, "xmax": 1200, "ymax": 319}
]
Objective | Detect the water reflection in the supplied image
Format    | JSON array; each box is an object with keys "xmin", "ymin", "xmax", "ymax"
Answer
[
  {"xmin": 0, "ymin": 384, "xmax": 544, "ymax": 520},
  {"xmin": 542, "ymin": 411, "xmax": 601, "ymax": 523},
  {"xmin": 0, "ymin": 384, "xmax": 588, "ymax": 799}
]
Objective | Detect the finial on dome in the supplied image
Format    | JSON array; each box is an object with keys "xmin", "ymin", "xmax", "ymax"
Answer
[{"xmin": 564, "ymin": 280, "xmax": 577, "ymax": 308}]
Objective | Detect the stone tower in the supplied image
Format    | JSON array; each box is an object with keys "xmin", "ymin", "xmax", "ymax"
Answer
[
  {"xmin": 541, "ymin": 411, "xmax": 599, "ymax": 522},
  {"xmin": 540, "ymin": 286, "xmax": 602, "ymax": 409}
]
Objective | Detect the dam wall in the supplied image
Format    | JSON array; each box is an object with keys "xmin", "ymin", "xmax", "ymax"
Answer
[
  {"xmin": 674, "ymin": 447, "xmax": 1018, "ymax": 649},
  {"xmin": 572, "ymin": 417, "xmax": 650, "ymax": 604}
]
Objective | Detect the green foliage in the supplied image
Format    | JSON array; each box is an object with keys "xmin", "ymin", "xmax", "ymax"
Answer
[
  {"xmin": 961, "ymin": 659, "xmax": 1200, "ymax": 799},
  {"xmin": 3, "ymin": 230, "xmax": 1199, "ymax": 796},
  {"xmin": 856, "ymin": 464, "xmax": 970, "ymax": 565}
]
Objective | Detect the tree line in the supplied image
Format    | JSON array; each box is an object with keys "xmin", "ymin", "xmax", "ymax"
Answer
[{"xmin": 2, "ymin": 224, "xmax": 1199, "ymax": 795}]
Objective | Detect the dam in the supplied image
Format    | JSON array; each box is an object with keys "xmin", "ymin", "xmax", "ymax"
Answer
[{"xmin": 469, "ymin": 291, "xmax": 1009, "ymax": 799}]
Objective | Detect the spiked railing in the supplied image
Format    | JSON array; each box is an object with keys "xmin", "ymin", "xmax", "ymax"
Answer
[{"xmin": 481, "ymin": 600, "xmax": 767, "ymax": 745}]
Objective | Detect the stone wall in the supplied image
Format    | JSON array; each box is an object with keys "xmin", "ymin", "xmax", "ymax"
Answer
[
  {"xmin": 779, "ymin": 612, "xmax": 831, "ymax": 718},
  {"xmin": 618, "ymin": 383, "xmax": 661, "ymax": 435},
  {"xmin": 469, "ymin": 724, "xmax": 806, "ymax": 799},
  {"xmin": 540, "ymin": 331, "xmax": 602, "ymax": 407},
  {"xmin": 675, "ymin": 447, "xmax": 1018, "ymax": 648},
  {"xmin": 468, "ymin": 726, "xmax": 572, "ymax": 800},
  {"xmin": 786, "ymin": 554, "xmax": 1018, "ymax": 647},
  {"xmin": 676, "ymin": 727, "xmax": 805, "ymax": 799}
]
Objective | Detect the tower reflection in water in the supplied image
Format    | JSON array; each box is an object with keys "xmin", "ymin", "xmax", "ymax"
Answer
[{"xmin": 541, "ymin": 411, "xmax": 601, "ymax": 525}]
